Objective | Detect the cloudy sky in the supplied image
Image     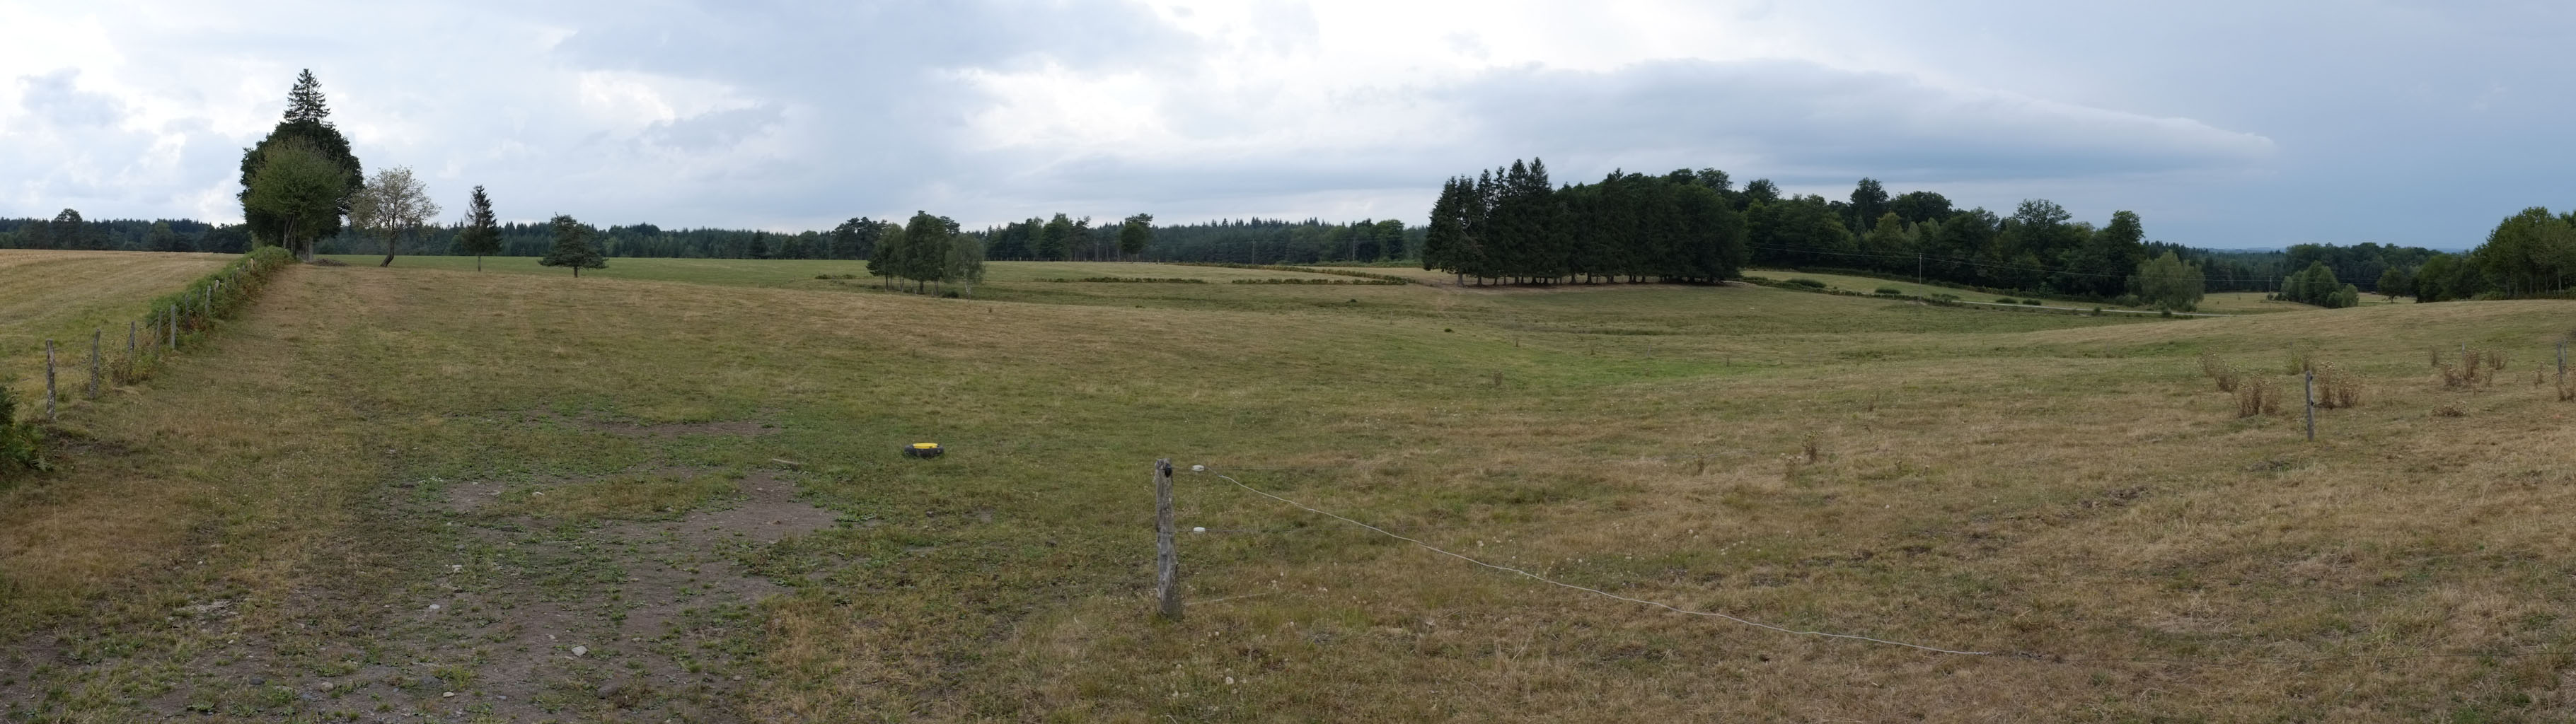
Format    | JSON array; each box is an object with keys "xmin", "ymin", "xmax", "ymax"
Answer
[{"xmin": 1, "ymin": 1, "xmax": 2568, "ymax": 248}]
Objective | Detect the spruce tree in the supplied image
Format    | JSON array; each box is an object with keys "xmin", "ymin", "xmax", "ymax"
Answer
[
  {"xmin": 284, "ymin": 69, "xmax": 330, "ymax": 124},
  {"xmin": 455, "ymin": 186, "xmax": 501, "ymax": 270},
  {"xmin": 540, "ymin": 214, "xmax": 606, "ymax": 277}
]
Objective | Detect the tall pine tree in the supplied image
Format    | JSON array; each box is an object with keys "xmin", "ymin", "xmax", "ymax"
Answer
[{"xmin": 454, "ymin": 185, "xmax": 501, "ymax": 270}]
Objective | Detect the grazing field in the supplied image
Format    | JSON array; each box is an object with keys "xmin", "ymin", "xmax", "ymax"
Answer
[
  {"xmin": 0, "ymin": 250, "xmax": 231, "ymax": 410},
  {"xmin": 5, "ymin": 253, "xmax": 2575, "ymax": 722}
]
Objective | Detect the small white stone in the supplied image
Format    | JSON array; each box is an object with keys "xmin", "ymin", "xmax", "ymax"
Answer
[
  {"xmin": 1225, "ymin": 677, "xmax": 1236, "ymax": 685},
  {"xmin": 426, "ymin": 604, "xmax": 440, "ymax": 611},
  {"xmin": 570, "ymin": 645, "xmax": 587, "ymax": 657},
  {"xmin": 1191, "ymin": 465, "xmax": 1205, "ymax": 472},
  {"xmin": 1191, "ymin": 527, "xmax": 1206, "ymax": 533},
  {"xmin": 441, "ymin": 691, "xmax": 454, "ymax": 698}
]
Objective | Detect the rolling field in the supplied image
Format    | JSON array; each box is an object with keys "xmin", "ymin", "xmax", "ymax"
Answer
[{"xmin": 5, "ymin": 254, "xmax": 2575, "ymax": 721}]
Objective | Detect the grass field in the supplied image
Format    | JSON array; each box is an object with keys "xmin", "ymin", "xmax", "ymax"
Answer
[
  {"xmin": 6, "ymin": 253, "xmax": 2575, "ymax": 721},
  {"xmin": 0, "ymin": 250, "xmax": 231, "ymax": 412}
]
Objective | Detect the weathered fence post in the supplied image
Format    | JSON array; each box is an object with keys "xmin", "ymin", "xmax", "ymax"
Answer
[
  {"xmin": 45, "ymin": 340, "xmax": 57, "ymax": 422},
  {"xmin": 2303, "ymin": 366, "xmax": 2316, "ymax": 441},
  {"xmin": 127, "ymin": 320, "xmax": 135, "ymax": 358},
  {"xmin": 168, "ymin": 305, "xmax": 177, "ymax": 350},
  {"xmin": 88, "ymin": 329, "xmax": 100, "ymax": 398},
  {"xmin": 1154, "ymin": 458, "xmax": 1182, "ymax": 620}
]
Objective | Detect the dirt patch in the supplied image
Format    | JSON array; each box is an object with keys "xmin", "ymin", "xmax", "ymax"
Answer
[{"xmin": 96, "ymin": 471, "xmax": 840, "ymax": 723}]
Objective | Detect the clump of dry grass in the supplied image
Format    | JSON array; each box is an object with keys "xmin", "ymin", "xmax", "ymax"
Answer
[
  {"xmin": 2199, "ymin": 351, "xmax": 2239, "ymax": 392},
  {"xmin": 2236, "ymin": 375, "xmax": 2282, "ymax": 417},
  {"xmin": 2312, "ymin": 361, "xmax": 2362, "ymax": 409},
  {"xmin": 2434, "ymin": 403, "xmax": 2467, "ymax": 417}
]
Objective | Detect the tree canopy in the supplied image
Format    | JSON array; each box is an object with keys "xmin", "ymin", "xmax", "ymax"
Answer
[
  {"xmin": 539, "ymin": 214, "xmax": 606, "ymax": 276},
  {"xmin": 238, "ymin": 71, "xmax": 361, "ymax": 252},
  {"xmin": 243, "ymin": 140, "xmax": 351, "ymax": 262}
]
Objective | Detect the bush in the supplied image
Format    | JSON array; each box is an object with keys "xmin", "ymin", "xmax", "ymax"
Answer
[
  {"xmin": 2200, "ymin": 351, "xmax": 2240, "ymax": 392},
  {"xmin": 1786, "ymin": 278, "xmax": 1826, "ymax": 289},
  {"xmin": 2236, "ymin": 376, "xmax": 2281, "ymax": 417},
  {"xmin": 0, "ymin": 383, "xmax": 43, "ymax": 480},
  {"xmin": 2312, "ymin": 361, "xmax": 2362, "ymax": 408},
  {"xmin": 1995, "ymin": 298, "xmax": 2018, "ymax": 304},
  {"xmin": 1873, "ymin": 287, "xmax": 1903, "ymax": 296},
  {"xmin": 2022, "ymin": 299, "xmax": 2043, "ymax": 305}
]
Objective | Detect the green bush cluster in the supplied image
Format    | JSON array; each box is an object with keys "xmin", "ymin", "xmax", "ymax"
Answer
[
  {"xmin": 0, "ymin": 383, "xmax": 43, "ymax": 480},
  {"xmin": 1784, "ymin": 278, "xmax": 1827, "ymax": 289}
]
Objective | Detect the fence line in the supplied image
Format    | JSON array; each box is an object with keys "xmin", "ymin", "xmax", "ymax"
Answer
[{"xmin": 1193, "ymin": 467, "xmax": 1994, "ymax": 656}]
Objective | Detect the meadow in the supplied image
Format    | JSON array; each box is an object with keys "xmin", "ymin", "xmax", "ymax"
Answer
[{"xmin": 3, "ymin": 253, "xmax": 2572, "ymax": 722}]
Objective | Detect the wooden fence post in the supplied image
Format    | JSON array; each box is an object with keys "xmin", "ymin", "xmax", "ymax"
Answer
[
  {"xmin": 127, "ymin": 320, "xmax": 135, "ymax": 358},
  {"xmin": 45, "ymin": 340, "xmax": 57, "ymax": 422},
  {"xmin": 168, "ymin": 305, "xmax": 177, "ymax": 350},
  {"xmin": 88, "ymin": 329, "xmax": 100, "ymax": 398},
  {"xmin": 1154, "ymin": 458, "xmax": 1182, "ymax": 620},
  {"xmin": 2303, "ymin": 367, "xmax": 2316, "ymax": 442}
]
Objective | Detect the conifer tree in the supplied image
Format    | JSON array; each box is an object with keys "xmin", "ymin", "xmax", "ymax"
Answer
[{"xmin": 455, "ymin": 186, "xmax": 501, "ymax": 270}]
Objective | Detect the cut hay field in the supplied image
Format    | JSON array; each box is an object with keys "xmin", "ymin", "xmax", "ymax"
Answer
[
  {"xmin": 5, "ymin": 252, "xmax": 2575, "ymax": 722},
  {"xmin": 0, "ymin": 250, "xmax": 231, "ymax": 410}
]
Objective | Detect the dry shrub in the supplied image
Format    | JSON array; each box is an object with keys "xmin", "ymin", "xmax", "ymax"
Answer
[
  {"xmin": 2557, "ymin": 375, "xmax": 2575, "ymax": 402},
  {"xmin": 2434, "ymin": 404, "xmax": 2466, "ymax": 418},
  {"xmin": 2199, "ymin": 351, "xmax": 2239, "ymax": 392},
  {"xmin": 2235, "ymin": 376, "xmax": 2280, "ymax": 418},
  {"xmin": 2311, "ymin": 361, "xmax": 2361, "ymax": 408},
  {"xmin": 2285, "ymin": 346, "xmax": 2312, "ymax": 375},
  {"xmin": 2487, "ymin": 350, "xmax": 2507, "ymax": 373},
  {"xmin": 2439, "ymin": 364, "xmax": 2470, "ymax": 390}
]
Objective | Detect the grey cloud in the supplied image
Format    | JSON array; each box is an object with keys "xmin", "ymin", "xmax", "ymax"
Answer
[
  {"xmin": 640, "ymin": 105, "xmax": 784, "ymax": 151},
  {"xmin": 1449, "ymin": 59, "xmax": 2275, "ymax": 184},
  {"xmin": 18, "ymin": 70, "xmax": 125, "ymax": 128}
]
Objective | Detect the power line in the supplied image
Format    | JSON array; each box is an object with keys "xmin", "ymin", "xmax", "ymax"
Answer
[{"xmin": 1194, "ymin": 467, "xmax": 1994, "ymax": 657}]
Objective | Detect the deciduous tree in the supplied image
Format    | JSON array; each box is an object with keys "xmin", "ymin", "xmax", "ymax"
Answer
[
  {"xmin": 349, "ymin": 166, "xmax": 439, "ymax": 267},
  {"xmin": 242, "ymin": 140, "xmax": 350, "ymax": 262},
  {"xmin": 540, "ymin": 214, "xmax": 606, "ymax": 276}
]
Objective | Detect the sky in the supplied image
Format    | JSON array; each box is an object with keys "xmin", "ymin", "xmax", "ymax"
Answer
[{"xmin": 1, "ymin": 0, "xmax": 2569, "ymax": 249}]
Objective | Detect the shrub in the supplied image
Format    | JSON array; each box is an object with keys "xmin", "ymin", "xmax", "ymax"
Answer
[
  {"xmin": 1786, "ymin": 278, "xmax": 1826, "ymax": 289},
  {"xmin": 2200, "ymin": 351, "xmax": 2240, "ymax": 392},
  {"xmin": 0, "ymin": 383, "xmax": 42, "ymax": 480},
  {"xmin": 2311, "ymin": 361, "xmax": 2362, "ymax": 408},
  {"xmin": 2236, "ymin": 376, "xmax": 2281, "ymax": 417},
  {"xmin": 2433, "ymin": 404, "xmax": 2466, "ymax": 418},
  {"xmin": 1874, "ymin": 287, "xmax": 1904, "ymax": 296},
  {"xmin": 2022, "ymin": 299, "xmax": 2043, "ymax": 305},
  {"xmin": 1995, "ymin": 298, "xmax": 2018, "ymax": 304}
]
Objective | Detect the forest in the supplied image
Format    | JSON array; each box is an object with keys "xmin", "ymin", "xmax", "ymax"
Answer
[{"xmin": 1411, "ymin": 157, "xmax": 2576, "ymax": 307}]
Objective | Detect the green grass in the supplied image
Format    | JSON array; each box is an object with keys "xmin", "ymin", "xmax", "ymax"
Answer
[{"xmin": 6, "ymin": 253, "xmax": 2576, "ymax": 721}]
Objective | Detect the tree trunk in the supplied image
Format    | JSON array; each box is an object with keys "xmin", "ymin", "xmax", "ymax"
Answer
[{"xmin": 476, "ymin": 255, "xmax": 483, "ymax": 272}]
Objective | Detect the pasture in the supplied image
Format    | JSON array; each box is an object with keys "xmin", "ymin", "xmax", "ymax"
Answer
[{"xmin": 3, "ymin": 254, "xmax": 2572, "ymax": 722}]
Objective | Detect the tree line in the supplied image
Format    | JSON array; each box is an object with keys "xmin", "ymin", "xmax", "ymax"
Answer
[
  {"xmin": 1423, "ymin": 160, "xmax": 1753, "ymax": 285},
  {"xmin": 1409, "ymin": 158, "xmax": 2571, "ymax": 310}
]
